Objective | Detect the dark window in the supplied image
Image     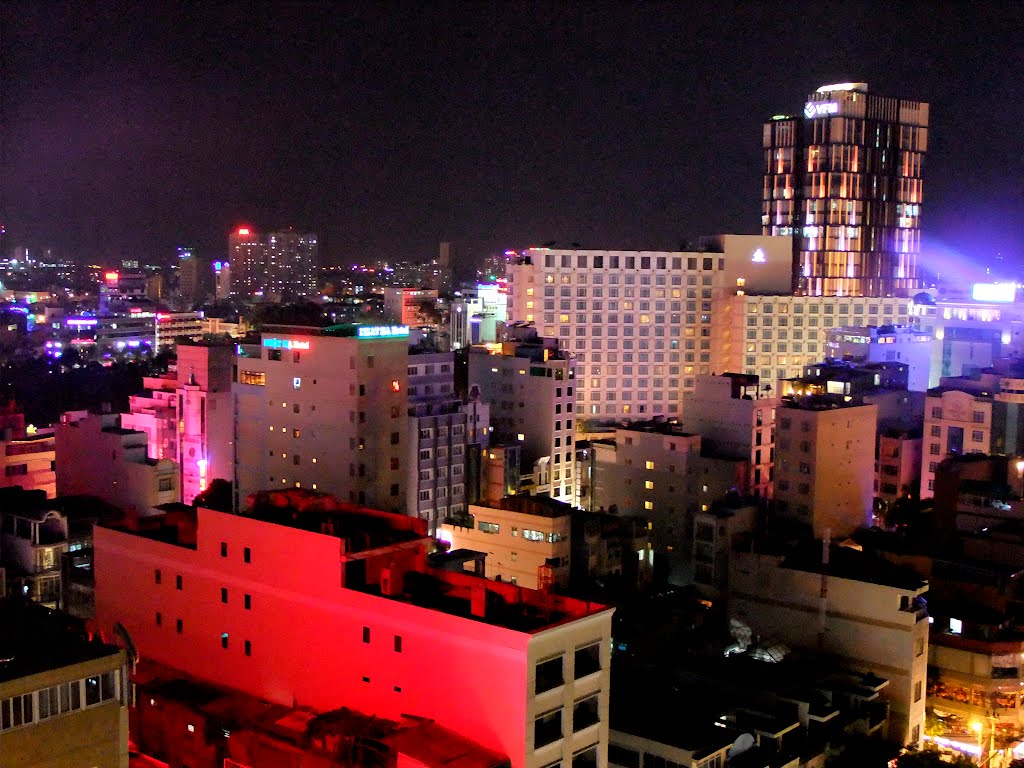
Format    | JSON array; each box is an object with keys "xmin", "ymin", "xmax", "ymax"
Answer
[
  {"xmin": 390, "ymin": 432, "xmax": 400, "ymax": 444},
  {"xmin": 221, "ymin": 632, "xmax": 229, "ymax": 649},
  {"xmin": 245, "ymin": 640, "xmax": 252, "ymax": 656},
  {"xmin": 85, "ymin": 676, "xmax": 101, "ymax": 706},
  {"xmin": 572, "ymin": 746, "xmax": 598, "ymax": 768},
  {"xmin": 609, "ymin": 745, "xmax": 640, "ymax": 768},
  {"xmin": 244, "ymin": 547, "xmax": 251, "ymax": 563},
  {"xmin": 220, "ymin": 541, "xmax": 228, "ymax": 557},
  {"xmin": 176, "ymin": 575, "xmax": 183, "ymax": 590},
  {"xmin": 155, "ymin": 611, "xmax": 162, "ymax": 626},
  {"xmin": 221, "ymin": 587, "xmax": 228, "ymax": 604},
  {"xmin": 176, "ymin": 618, "xmax": 183, "ymax": 634},
  {"xmin": 394, "ymin": 686, "xmax": 402, "ymax": 692},
  {"xmin": 394, "ymin": 635, "xmax": 403, "ymax": 652},
  {"xmin": 573, "ymin": 695, "xmax": 600, "ymax": 731},
  {"xmin": 362, "ymin": 626, "xmax": 370, "ymax": 643},
  {"xmin": 534, "ymin": 708, "xmax": 563, "ymax": 748},
  {"xmin": 536, "ymin": 655, "xmax": 564, "ymax": 694},
  {"xmin": 362, "ymin": 676, "xmax": 371, "ymax": 683},
  {"xmin": 575, "ymin": 643, "xmax": 601, "ymax": 678},
  {"xmin": 244, "ymin": 593, "xmax": 251, "ymax": 610},
  {"xmin": 155, "ymin": 569, "xmax": 161, "ymax": 584}
]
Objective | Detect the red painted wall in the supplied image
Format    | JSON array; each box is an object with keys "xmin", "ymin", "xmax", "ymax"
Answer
[{"xmin": 95, "ymin": 509, "xmax": 532, "ymax": 766}]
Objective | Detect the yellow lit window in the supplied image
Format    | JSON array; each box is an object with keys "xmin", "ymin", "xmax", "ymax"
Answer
[
  {"xmin": 644, "ymin": 501, "xmax": 654, "ymax": 510},
  {"xmin": 640, "ymin": 315, "xmax": 650, "ymax": 324},
  {"xmin": 645, "ymin": 461, "xmax": 655, "ymax": 470},
  {"xmin": 559, "ymin": 314, "xmax": 570, "ymax": 322},
  {"xmin": 526, "ymin": 288, "xmax": 535, "ymax": 296},
  {"xmin": 526, "ymin": 314, "xmax": 534, "ymax": 322},
  {"xmin": 645, "ymin": 480, "xmax": 654, "ymax": 489},
  {"xmin": 526, "ymin": 301, "xmax": 534, "ymax": 309}
]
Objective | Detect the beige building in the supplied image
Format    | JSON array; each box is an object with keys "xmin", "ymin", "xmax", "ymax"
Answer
[
  {"xmin": 439, "ymin": 496, "xmax": 572, "ymax": 590},
  {"xmin": 589, "ymin": 424, "xmax": 747, "ymax": 582},
  {"xmin": 0, "ymin": 598, "xmax": 129, "ymax": 768},
  {"xmin": 730, "ymin": 546, "xmax": 929, "ymax": 747},
  {"xmin": 774, "ymin": 398, "xmax": 878, "ymax": 538},
  {"xmin": 0, "ymin": 431, "xmax": 56, "ymax": 499},
  {"xmin": 56, "ymin": 412, "xmax": 179, "ymax": 516},
  {"xmin": 714, "ymin": 293, "xmax": 912, "ymax": 389},
  {"xmin": 876, "ymin": 428, "xmax": 923, "ymax": 505},
  {"xmin": 233, "ymin": 324, "xmax": 410, "ymax": 513},
  {"xmin": 506, "ymin": 237, "xmax": 912, "ymax": 418},
  {"xmin": 680, "ymin": 373, "xmax": 777, "ymax": 498},
  {"xmin": 468, "ymin": 328, "xmax": 576, "ymax": 503}
]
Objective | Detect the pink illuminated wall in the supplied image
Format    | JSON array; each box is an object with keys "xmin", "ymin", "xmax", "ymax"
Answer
[{"xmin": 92, "ymin": 508, "xmax": 603, "ymax": 768}]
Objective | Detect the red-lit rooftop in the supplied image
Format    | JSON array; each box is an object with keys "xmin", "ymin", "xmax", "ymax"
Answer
[{"xmin": 101, "ymin": 489, "xmax": 608, "ymax": 634}]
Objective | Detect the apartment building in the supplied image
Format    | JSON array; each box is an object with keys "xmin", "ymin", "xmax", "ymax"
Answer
[
  {"xmin": 589, "ymin": 423, "xmax": 747, "ymax": 582},
  {"xmin": 93, "ymin": 491, "xmax": 614, "ymax": 768},
  {"xmin": 920, "ymin": 369, "xmax": 1024, "ymax": 499},
  {"xmin": 56, "ymin": 412, "xmax": 179, "ymax": 515},
  {"xmin": 876, "ymin": 428, "xmax": 923, "ymax": 505},
  {"xmin": 774, "ymin": 397, "xmax": 878, "ymax": 538},
  {"xmin": 439, "ymin": 496, "xmax": 572, "ymax": 590},
  {"xmin": 406, "ymin": 347, "xmax": 475, "ymax": 533},
  {"xmin": 680, "ymin": 373, "xmax": 777, "ymax": 498},
  {"xmin": 468, "ymin": 327, "xmax": 576, "ymax": 503},
  {"xmin": 0, "ymin": 598, "xmax": 129, "ymax": 768},
  {"xmin": 233, "ymin": 324, "xmax": 409, "ymax": 513},
  {"xmin": 730, "ymin": 545, "xmax": 929, "ymax": 747}
]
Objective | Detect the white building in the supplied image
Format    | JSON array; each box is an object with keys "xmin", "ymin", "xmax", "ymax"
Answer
[
  {"xmin": 506, "ymin": 235, "xmax": 912, "ymax": 418},
  {"xmin": 730, "ymin": 545, "xmax": 929, "ymax": 747},
  {"xmin": 451, "ymin": 283, "xmax": 509, "ymax": 350},
  {"xmin": 233, "ymin": 324, "xmax": 410, "ymax": 513},
  {"xmin": 824, "ymin": 325, "xmax": 933, "ymax": 391},
  {"xmin": 439, "ymin": 496, "xmax": 572, "ymax": 590}
]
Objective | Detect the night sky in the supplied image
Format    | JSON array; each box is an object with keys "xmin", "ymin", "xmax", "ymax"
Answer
[{"xmin": 3, "ymin": 1, "xmax": 1023, "ymax": 271}]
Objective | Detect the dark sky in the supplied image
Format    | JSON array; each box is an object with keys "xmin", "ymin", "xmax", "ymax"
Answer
[{"xmin": 3, "ymin": 1, "xmax": 1023, "ymax": 270}]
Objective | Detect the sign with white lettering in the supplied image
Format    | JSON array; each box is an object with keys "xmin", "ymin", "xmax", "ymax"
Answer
[
  {"xmin": 263, "ymin": 338, "xmax": 311, "ymax": 350},
  {"xmin": 357, "ymin": 325, "xmax": 410, "ymax": 339},
  {"xmin": 803, "ymin": 101, "xmax": 839, "ymax": 118}
]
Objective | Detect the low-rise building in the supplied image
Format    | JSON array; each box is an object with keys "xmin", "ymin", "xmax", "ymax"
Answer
[
  {"xmin": 94, "ymin": 490, "xmax": 613, "ymax": 768},
  {"xmin": 439, "ymin": 496, "xmax": 572, "ymax": 590},
  {"xmin": 0, "ymin": 598, "xmax": 129, "ymax": 768},
  {"xmin": 56, "ymin": 412, "xmax": 179, "ymax": 515},
  {"xmin": 729, "ymin": 544, "xmax": 929, "ymax": 747}
]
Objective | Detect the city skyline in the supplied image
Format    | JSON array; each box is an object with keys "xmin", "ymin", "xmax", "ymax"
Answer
[{"xmin": 2, "ymin": 2, "xmax": 1023, "ymax": 272}]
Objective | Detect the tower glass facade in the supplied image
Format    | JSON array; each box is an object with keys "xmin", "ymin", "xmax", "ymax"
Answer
[{"xmin": 763, "ymin": 83, "xmax": 928, "ymax": 297}]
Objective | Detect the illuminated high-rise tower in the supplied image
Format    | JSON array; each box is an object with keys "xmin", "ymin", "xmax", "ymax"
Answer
[
  {"xmin": 228, "ymin": 226, "xmax": 318, "ymax": 300},
  {"xmin": 762, "ymin": 83, "xmax": 929, "ymax": 297}
]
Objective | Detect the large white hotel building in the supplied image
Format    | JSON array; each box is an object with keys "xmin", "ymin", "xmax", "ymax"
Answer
[{"xmin": 507, "ymin": 235, "xmax": 911, "ymax": 418}]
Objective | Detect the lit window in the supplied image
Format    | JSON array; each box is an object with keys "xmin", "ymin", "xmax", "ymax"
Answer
[
  {"xmin": 949, "ymin": 618, "xmax": 963, "ymax": 635},
  {"xmin": 517, "ymin": 433, "xmax": 525, "ymax": 441},
  {"xmin": 644, "ymin": 501, "xmax": 653, "ymax": 510},
  {"xmin": 292, "ymin": 377, "xmax": 301, "ymax": 390},
  {"xmin": 645, "ymin": 461, "xmax": 654, "ymax": 470},
  {"xmin": 645, "ymin": 481, "xmax": 654, "ymax": 489}
]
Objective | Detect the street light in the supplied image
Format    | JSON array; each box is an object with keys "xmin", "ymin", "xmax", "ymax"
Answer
[{"xmin": 971, "ymin": 720, "xmax": 983, "ymax": 764}]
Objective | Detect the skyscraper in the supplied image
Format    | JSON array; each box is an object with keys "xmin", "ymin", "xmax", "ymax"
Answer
[
  {"xmin": 228, "ymin": 226, "xmax": 318, "ymax": 300},
  {"xmin": 762, "ymin": 82, "xmax": 929, "ymax": 297}
]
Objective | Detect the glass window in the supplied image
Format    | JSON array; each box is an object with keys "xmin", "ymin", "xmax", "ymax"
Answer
[{"xmin": 536, "ymin": 655, "xmax": 564, "ymax": 693}]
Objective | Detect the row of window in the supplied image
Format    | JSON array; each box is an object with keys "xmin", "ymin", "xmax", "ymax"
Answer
[
  {"xmin": 535, "ymin": 644, "xmax": 602, "ymax": 694},
  {"xmin": 0, "ymin": 671, "xmax": 120, "ymax": 731},
  {"xmin": 541, "ymin": 253, "xmax": 721, "ymax": 271}
]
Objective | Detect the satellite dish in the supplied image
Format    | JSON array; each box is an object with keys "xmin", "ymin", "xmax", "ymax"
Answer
[{"xmin": 729, "ymin": 734, "xmax": 756, "ymax": 757}]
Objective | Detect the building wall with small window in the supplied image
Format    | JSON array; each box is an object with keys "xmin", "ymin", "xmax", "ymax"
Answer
[
  {"xmin": 233, "ymin": 328, "xmax": 408, "ymax": 514},
  {"xmin": 920, "ymin": 389, "xmax": 994, "ymax": 500},
  {"xmin": 774, "ymin": 401, "xmax": 877, "ymax": 538},
  {"xmin": 95, "ymin": 505, "xmax": 613, "ymax": 768}
]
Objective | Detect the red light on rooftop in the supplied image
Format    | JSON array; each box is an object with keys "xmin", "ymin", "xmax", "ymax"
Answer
[
  {"xmin": 104, "ymin": 271, "xmax": 119, "ymax": 283},
  {"xmin": 237, "ymin": 227, "xmax": 251, "ymax": 236}
]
